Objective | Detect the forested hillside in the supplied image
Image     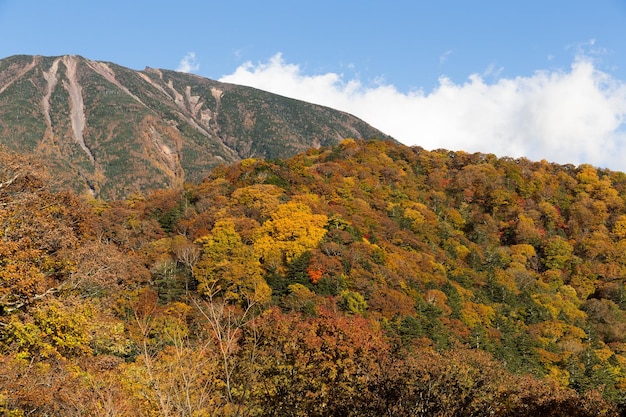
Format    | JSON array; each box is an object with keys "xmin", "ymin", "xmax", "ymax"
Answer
[{"xmin": 2, "ymin": 139, "xmax": 626, "ymax": 416}]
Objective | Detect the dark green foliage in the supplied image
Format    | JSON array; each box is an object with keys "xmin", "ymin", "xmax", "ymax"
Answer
[
  {"xmin": 287, "ymin": 251, "xmax": 314, "ymax": 289},
  {"xmin": 314, "ymin": 274, "xmax": 348, "ymax": 296},
  {"xmin": 266, "ymin": 271, "xmax": 291, "ymax": 298}
]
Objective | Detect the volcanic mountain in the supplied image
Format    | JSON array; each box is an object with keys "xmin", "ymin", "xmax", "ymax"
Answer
[{"xmin": 0, "ymin": 54, "xmax": 391, "ymax": 198}]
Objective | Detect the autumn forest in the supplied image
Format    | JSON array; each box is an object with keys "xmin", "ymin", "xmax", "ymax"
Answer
[{"xmin": 3, "ymin": 139, "xmax": 626, "ymax": 416}]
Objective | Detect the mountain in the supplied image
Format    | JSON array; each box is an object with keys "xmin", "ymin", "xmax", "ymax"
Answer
[{"xmin": 0, "ymin": 54, "xmax": 391, "ymax": 198}]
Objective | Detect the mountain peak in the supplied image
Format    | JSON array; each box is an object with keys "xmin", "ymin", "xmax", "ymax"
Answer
[{"xmin": 0, "ymin": 54, "xmax": 392, "ymax": 198}]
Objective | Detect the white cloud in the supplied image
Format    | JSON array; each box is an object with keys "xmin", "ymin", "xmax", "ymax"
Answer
[
  {"xmin": 439, "ymin": 50, "xmax": 452, "ymax": 64},
  {"xmin": 220, "ymin": 53, "xmax": 626, "ymax": 172},
  {"xmin": 177, "ymin": 52, "xmax": 200, "ymax": 73}
]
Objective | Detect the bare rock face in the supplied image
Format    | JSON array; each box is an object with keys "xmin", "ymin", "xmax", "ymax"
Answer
[{"xmin": 0, "ymin": 54, "xmax": 392, "ymax": 199}]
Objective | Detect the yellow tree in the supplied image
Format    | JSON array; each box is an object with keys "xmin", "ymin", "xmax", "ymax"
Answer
[
  {"xmin": 253, "ymin": 200, "xmax": 327, "ymax": 272},
  {"xmin": 230, "ymin": 184, "xmax": 284, "ymax": 222},
  {"xmin": 194, "ymin": 219, "xmax": 271, "ymax": 304}
]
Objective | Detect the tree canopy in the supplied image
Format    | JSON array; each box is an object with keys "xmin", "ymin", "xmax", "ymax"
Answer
[{"xmin": 2, "ymin": 140, "xmax": 626, "ymax": 415}]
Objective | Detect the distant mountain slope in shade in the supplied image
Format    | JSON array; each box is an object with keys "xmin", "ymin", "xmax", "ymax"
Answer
[{"xmin": 0, "ymin": 54, "xmax": 392, "ymax": 199}]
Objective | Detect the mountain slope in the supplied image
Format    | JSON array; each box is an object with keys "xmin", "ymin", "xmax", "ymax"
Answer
[
  {"xmin": 0, "ymin": 54, "xmax": 391, "ymax": 198},
  {"xmin": 0, "ymin": 139, "xmax": 623, "ymax": 415}
]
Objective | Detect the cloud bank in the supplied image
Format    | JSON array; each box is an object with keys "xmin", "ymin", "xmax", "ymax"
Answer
[
  {"xmin": 220, "ymin": 53, "xmax": 626, "ymax": 172},
  {"xmin": 177, "ymin": 52, "xmax": 200, "ymax": 73}
]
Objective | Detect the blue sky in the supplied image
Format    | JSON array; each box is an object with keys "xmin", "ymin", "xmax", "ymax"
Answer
[{"xmin": 2, "ymin": 1, "xmax": 626, "ymax": 170}]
